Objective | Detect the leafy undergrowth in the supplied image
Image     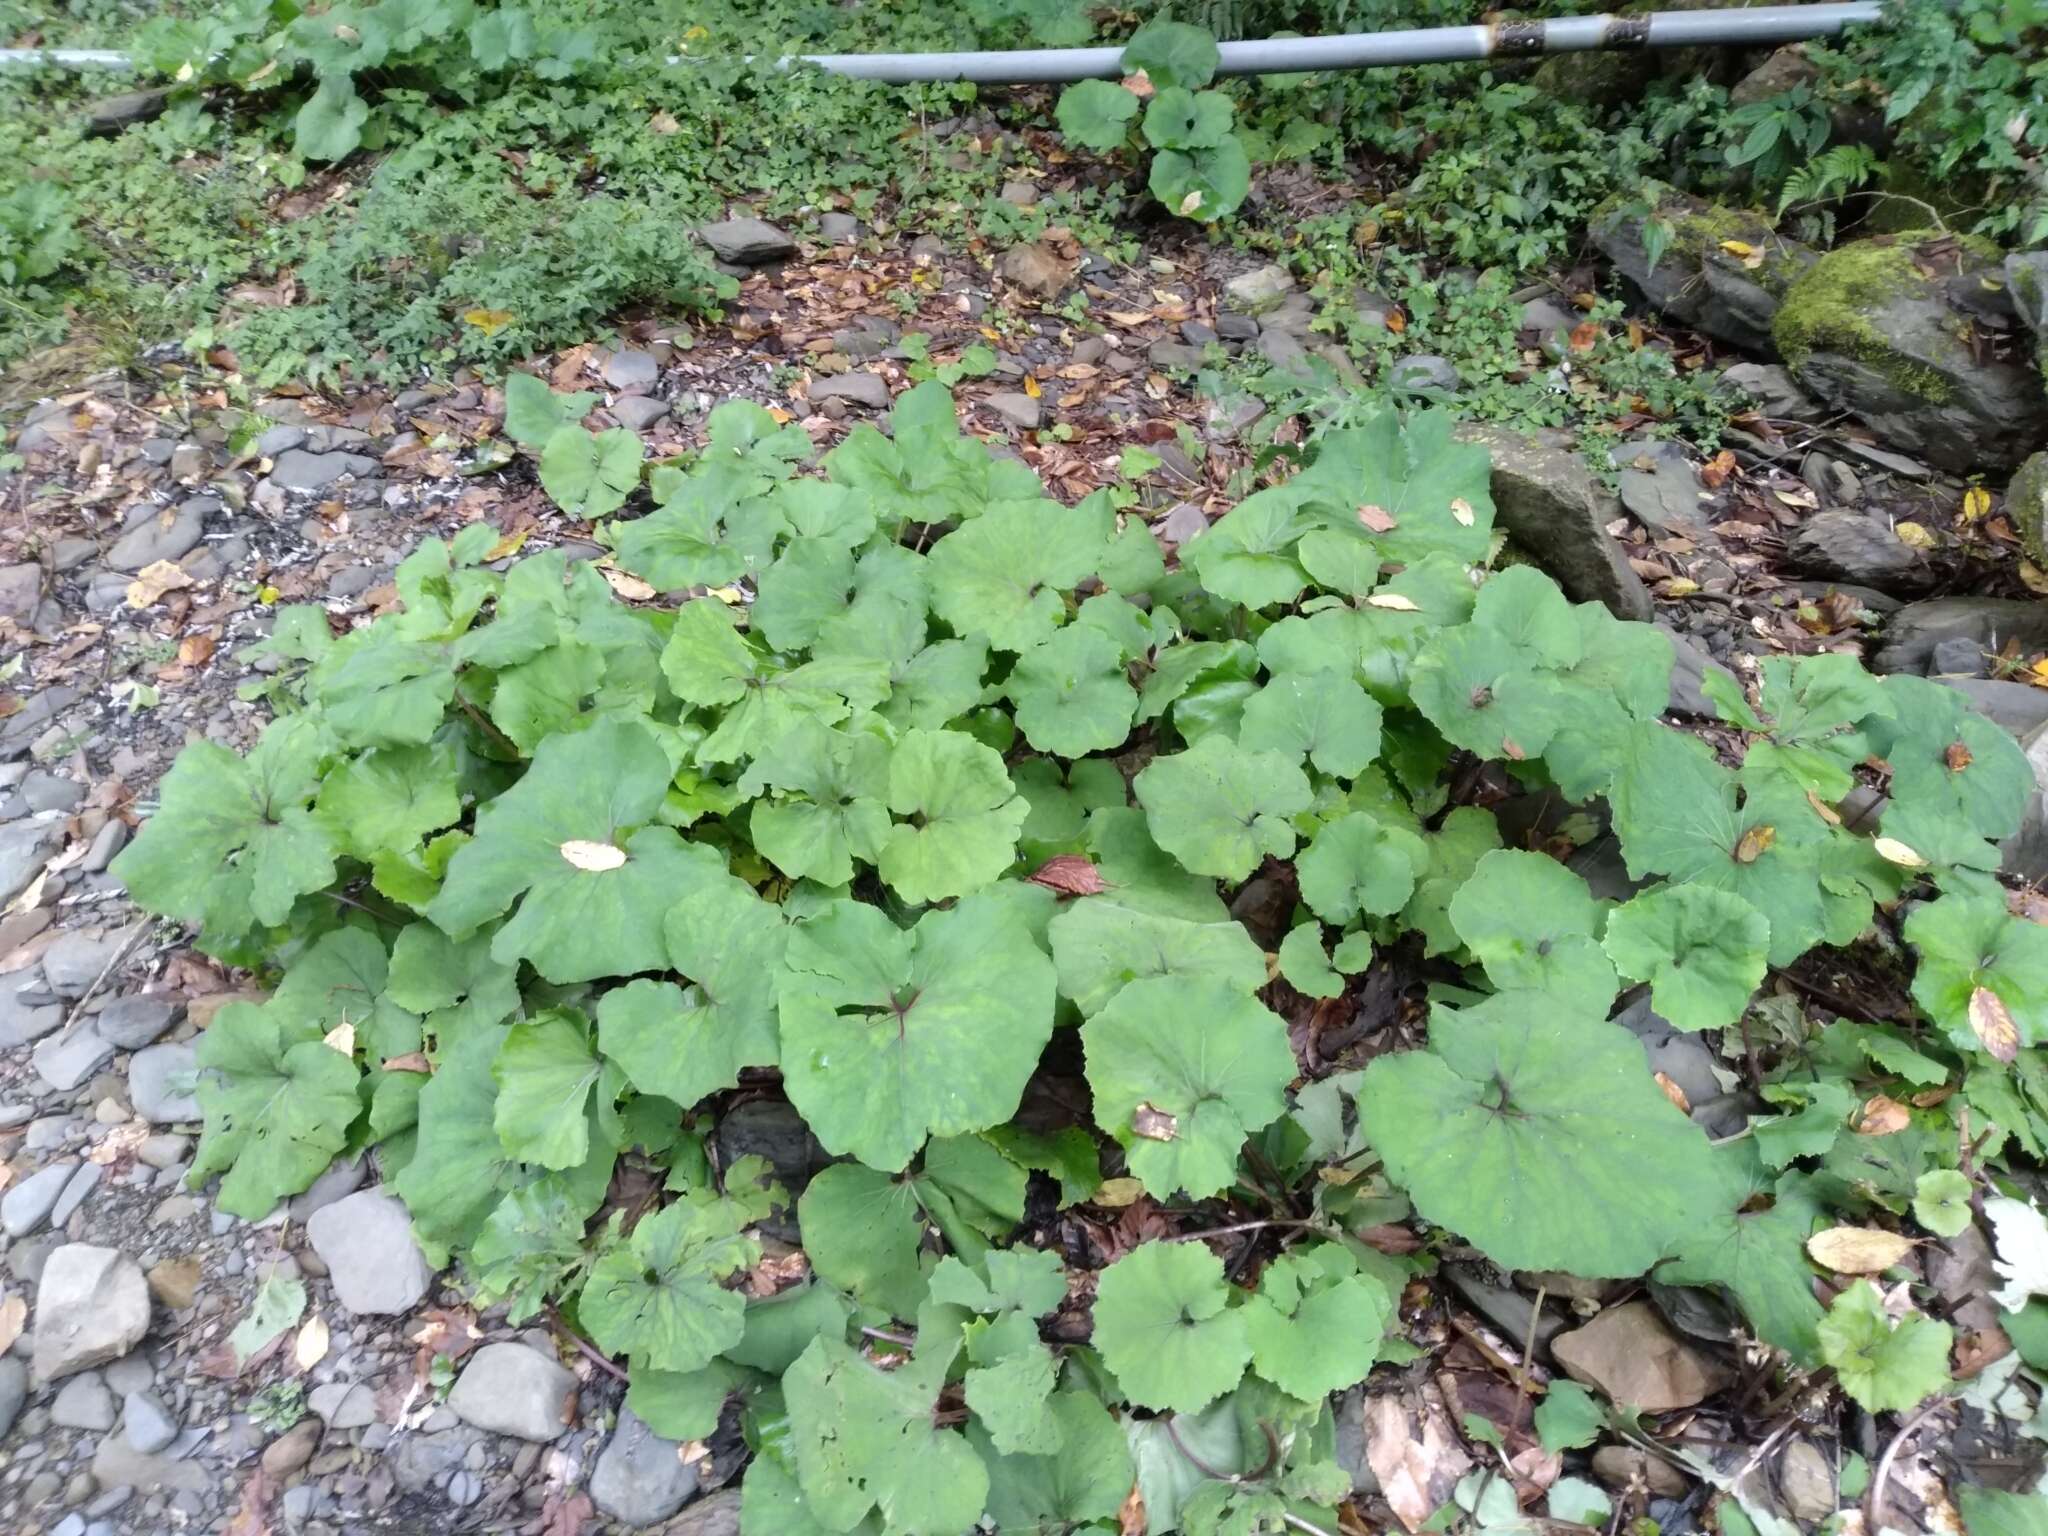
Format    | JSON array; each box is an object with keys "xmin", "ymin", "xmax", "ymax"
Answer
[{"xmin": 111, "ymin": 383, "xmax": 2048, "ymax": 1533}]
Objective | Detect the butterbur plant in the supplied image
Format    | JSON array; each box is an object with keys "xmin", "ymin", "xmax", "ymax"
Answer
[
  {"xmin": 1056, "ymin": 20, "xmax": 1252, "ymax": 221},
  {"xmin": 117, "ymin": 380, "xmax": 2048, "ymax": 1534}
]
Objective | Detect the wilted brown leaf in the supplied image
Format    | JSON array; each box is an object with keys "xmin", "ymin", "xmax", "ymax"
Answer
[
  {"xmin": 1946, "ymin": 741, "xmax": 1974, "ymax": 773},
  {"xmin": 1807, "ymin": 1226, "xmax": 1915, "ymax": 1274},
  {"xmin": 1698, "ymin": 449, "xmax": 1737, "ymax": 489},
  {"xmin": 1367, "ymin": 1387, "xmax": 1475, "ymax": 1532},
  {"xmin": 1654, "ymin": 1072, "xmax": 1691, "ymax": 1113},
  {"xmin": 294, "ymin": 1315, "xmax": 330, "ymax": 1371},
  {"xmin": 1027, "ymin": 855, "xmax": 1107, "ymax": 897},
  {"xmin": 382, "ymin": 1052, "xmax": 431, "ymax": 1074},
  {"xmin": 1856, "ymin": 1094, "xmax": 1912, "ymax": 1135},
  {"xmin": 1357, "ymin": 504, "xmax": 1397, "ymax": 533},
  {"xmin": 1969, "ymin": 987, "xmax": 2020, "ymax": 1063},
  {"xmin": 1119, "ymin": 1484, "xmax": 1147, "ymax": 1536},
  {"xmin": 0, "ymin": 1294, "xmax": 26, "ymax": 1355},
  {"xmin": 539, "ymin": 1490, "xmax": 594, "ymax": 1536},
  {"xmin": 1733, "ymin": 825, "xmax": 1776, "ymax": 864},
  {"xmin": 126, "ymin": 560, "xmax": 195, "ymax": 608}
]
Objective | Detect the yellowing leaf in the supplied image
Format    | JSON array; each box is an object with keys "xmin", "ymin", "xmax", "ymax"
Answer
[
  {"xmin": 257, "ymin": 584, "xmax": 281, "ymax": 604},
  {"xmin": 322, "ymin": 1019, "xmax": 355, "ymax": 1056},
  {"xmin": 1807, "ymin": 1226, "xmax": 1915, "ymax": 1274},
  {"xmin": 1023, "ymin": 375, "xmax": 1042, "ymax": 399},
  {"xmin": 1366, "ymin": 592, "xmax": 1419, "ymax": 612},
  {"xmin": 708, "ymin": 586, "xmax": 747, "ymax": 605},
  {"xmin": 294, "ymin": 1314, "xmax": 330, "ymax": 1370},
  {"xmin": 126, "ymin": 561, "xmax": 195, "ymax": 609},
  {"xmin": 1970, "ymin": 987, "xmax": 2021, "ymax": 1064},
  {"xmin": 486, "ymin": 528, "xmax": 530, "ymax": 562},
  {"xmin": 463, "ymin": 309, "xmax": 515, "ymax": 337},
  {"xmin": 1856, "ymin": 1094, "xmax": 1912, "ymax": 1135},
  {"xmin": 1178, "ymin": 191, "xmax": 1205, "ymax": 217},
  {"xmin": 1963, "ymin": 486, "xmax": 1993, "ymax": 522},
  {"xmin": 1873, "ymin": 837, "xmax": 1927, "ymax": 868},
  {"xmin": 1733, "ymin": 824, "xmax": 1776, "ymax": 864},
  {"xmin": 1662, "ymin": 577, "xmax": 1701, "ymax": 598},
  {"xmin": 1894, "ymin": 521, "xmax": 1936, "ymax": 550},
  {"xmin": 559, "ymin": 839, "xmax": 627, "ymax": 872},
  {"xmin": 1094, "ymin": 1177, "xmax": 1145, "ymax": 1208}
]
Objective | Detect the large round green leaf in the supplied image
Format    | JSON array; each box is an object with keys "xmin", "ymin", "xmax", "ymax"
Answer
[
  {"xmin": 581, "ymin": 1200, "xmax": 758, "ymax": 1373},
  {"xmin": 1056, "ymin": 78, "xmax": 1141, "ymax": 150},
  {"xmin": 1447, "ymin": 848, "xmax": 1617, "ymax": 1011},
  {"xmin": 1134, "ymin": 735, "xmax": 1311, "ymax": 882},
  {"xmin": 1149, "ymin": 140, "xmax": 1252, "ymax": 221},
  {"xmin": 1296, "ymin": 811, "xmax": 1428, "ymax": 925},
  {"xmin": 878, "ymin": 727, "xmax": 1030, "ymax": 903},
  {"xmin": 1603, "ymin": 884, "xmax": 1770, "ymax": 1032},
  {"xmin": 1008, "ymin": 626, "xmax": 1137, "ymax": 758},
  {"xmin": 1121, "ymin": 18, "xmax": 1221, "ymax": 90},
  {"xmin": 1143, "ymin": 87, "xmax": 1234, "ymax": 151},
  {"xmin": 1360, "ymin": 992, "xmax": 1722, "ymax": 1276},
  {"xmin": 1091, "ymin": 1240, "xmax": 1248, "ymax": 1412}
]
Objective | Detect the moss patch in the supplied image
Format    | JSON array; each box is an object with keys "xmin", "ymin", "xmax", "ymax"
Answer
[{"xmin": 1772, "ymin": 232, "xmax": 1964, "ymax": 405}]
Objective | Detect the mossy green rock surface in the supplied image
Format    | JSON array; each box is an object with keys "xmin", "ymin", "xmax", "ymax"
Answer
[
  {"xmin": 1773, "ymin": 232, "xmax": 2048, "ymax": 473},
  {"xmin": 2010, "ymin": 451, "xmax": 2048, "ymax": 570}
]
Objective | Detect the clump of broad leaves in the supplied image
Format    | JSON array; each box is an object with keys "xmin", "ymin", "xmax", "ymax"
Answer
[{"xmin": 118, "ymin": 379, "xmax": 2048, "ymax": 1536}]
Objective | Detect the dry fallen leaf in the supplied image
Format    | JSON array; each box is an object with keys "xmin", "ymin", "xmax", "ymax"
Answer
[
  {"xmin": 0, "ymin": 1294, "xmax": 26, "ymax": 1355},
  {"xmin": 177, "ymin": 632, "xmax": 216, "ymax": 666},
  {"xmin": 1367, "ymin": 1387, "xmax": 1475, "ymax": 1533},
  {"xmin": 597, "ymin": 565, "xmax": 656, "ymax": 602},
  {"xmin": 1873, "ymin": 837, "xmax": 1928, "ymax": 868},
  {"xmin": 1450, "ymin": 497, "xmax": 1475, "ymax": 527},
  {"xmin": 126, "ymin": 561, "xmax": 195, "ymax": 609},
  {"xmin": 294, "ymin": 1314, "xmax": 330, "ymax": 1371},
  {"xmin": 1733, "ymin": 824, "xmax": 1776, "ymax": 864},
  {"xmin": 1807, "ymin": 1226, "xmax": 1915, "ymax": 1274},
  {"xmin": 1946, "ymin": 741, "xmax": 1974, "ymax": 772},
  {"xmin": 322, "ymin": 1020, "xmax": 355, "ymax": 1056},
  {"xmin": 1857, "ymin": 1094, "xmax": 1913, "ymax": 1135},
  {"xmin": 1026, "ymin": 855, "xmax": 1107, "ymax": 897},
  {"xmin": 1131, "ymin": 1103, "xmax": 1179, "ymax": 1142},
  {"xmin": 1367, "ymin": 592, "xmax": 1419, "ymax": 612},
  {"xmin": 1698, "ymin": 449, "xmax": 1737, "ymax": 489},
  {"xmin": 1969, "ymin": 987, "xmax": 2021, "ymax": 1064},
  {"xmin": 559, "ymin": 839, "xmax": 627, "ymax": 872},
  {"xmin": 1357, "ymin": 504, "xmax": 1397, "ymax": 534},
  {"xmin": 1654, "ymin": 1072, "xmax": 1691, "ymax": 1114},
  {"xmin": 1119, "ymin": 1483, "xmax": 1148, "ymax": 1536}
]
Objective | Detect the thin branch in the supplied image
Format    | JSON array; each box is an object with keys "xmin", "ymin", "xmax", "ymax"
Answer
[
  {"xmin": 1283, "ymin": 1514, "xmax": 1339, "ymax": 1536},
  {"xmin": 1868, "ymin": 1398, "xmax": 1944, "ymax": 1532},
  {"xmin": 545, "ymin": 1303, "xmax": 630, "ymax": 1385},
  {"xmin": 861, "ymin": 1325, "xmax": 916, "ymax": 1350},
  {"xmin": 1167, "ymin": 1218, "xmax": 1322, "ymax": 1243},
  {"xmin": 1510, "ymin": 1285, "xmax": 1548, "ymax": 1425}
]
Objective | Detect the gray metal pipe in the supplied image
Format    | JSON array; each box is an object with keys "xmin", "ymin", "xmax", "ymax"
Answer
[{"xmin": 0, "ymin": 3, "xmax": 1888, "ymax": 80}]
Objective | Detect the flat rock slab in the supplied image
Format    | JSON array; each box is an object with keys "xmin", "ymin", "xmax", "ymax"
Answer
[
  {"xmin": 105, "ymin": 503, "xmax": 204, "ymax": 573},
  {"xmin": 34, "ymin": 1243, "xmax": 152, "ymax": 1382},
  {"xmin": 306, "ymin": 1188, "xmax": 434, "ymax": 1315},
  {"xmin": 3, "ymin": 1161, "xmax": 76, "ymax": 1237},
  {"xmin": 446, "ymin": 1343, "xmax": 577, "ymax": 1442},
  {"xmin": 1552, "ymin": 1300, "xmax": 1732, "ymax": 1412},
  {"xmin": 591, "ymin": 1405, "xmax": 700, "ymax": 1525},
  {"xmin": 128, "ymin": 1041, "xmax": 200, "ymax": 1124},
  {"xmin": 269, "ymin": 448, "xmax": 379, "ymax": 493},
  {"xmin": 809, "ymin": 373, "xmax": 891, "ymax": 410},
  {"xmin": 94, "ymin": 995, "xmax": 180, "ymax": 1049},
  {"xmin": 698, "ymin": 218, "xmax": 795, "ymax": 265},
  {"xmin": 33, "ymin": 1026, "xmax": 115, "ymax": 1093}
]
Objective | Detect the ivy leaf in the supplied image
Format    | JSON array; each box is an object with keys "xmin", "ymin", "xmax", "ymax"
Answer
[
  {"xmin": 926, "ymin": 497, "xmax": 1112, "ymax": 652},
  {"xmin": 1603, "ymin": 885, "xmax": 1771, "ymax": 1032},
  {"xmin": 1241, "ymin": 1244, "xmax": 1393, "ymax": 1402},
  {"xmin": 1122, "ymin": 17, "xmax": 1221, "ymax": 89},
  {"xmin": 1445, "ymin": 849, "xmax": 1616, "ymax": 1011},
  {"xmin": 539, "ymin": 425, "xmax": 641, "ymax": 518},
  {"xmin": 878, "ymin": 727, "xmax": 1030, "ymax": 904},
  {"xmin": 491, "ymin": 1009, "xmax": 601, "ymax": 1171},
  {"xmin": 785, "ymin": 1335, "xmax": 989, "ymax": 1536},
  {"xmin": 974, "ymin": 1391, "xmax": 1136, "ymax": 1536},
  {"xmin": 1143, "ymin": 87, "xmax": 1235, "ymax": 151},
  {"xmin": 741, "ymin": 720, "xmax": 892, "ymax": 887},
  {"xmin": 1656, "ymin": 1147, "xmax": 1828, "ymax": 1363},
  {"xmin": 1091, "ymin": 1240, "xmax": 1250, "ymax": 1413},
  {"xmin": 501, "ymin": 372, "xmax": 596, "ymax": 448},
  {"xmin": 294, "ymin": 75, "xmax": 368, "ymax": 160},
  {"xmin": 1297, "ymin": 811, "xmax": 1429, "ymax": 926},
  {"xmin": 1904, "ymin": 889, "xmax": 2048, "ymax": 1055},
  {"xmin": 1182, "ymin": 488, "xmax": 1309, "ymax": 609},
  {"xmin": 1056, "ymin": 78, "xmax": 1141, "ymax": 150},
  {"xmin": 1048, "ymin": 892, "xmax": 1267, "ymax": 1016},
  {"xmin": 114, "ymin": 714, "xmax": 337, "ymax": 939},
  {"xmin": 1816, "ymin": 1279, "xmax": 1953, "ymax": 1413},
  {"xmin": 1239, "ymin": 670, "xmax": 1384, "ymax": 778},
  {"xmin": 581, "ymin": 1200, "xmax": 758, "ymax": 1373},
  {"xmin": 1082, "ymin": 976, "xmax": 1297, "ymax": 1199},
  {"xmin": 1135, "ymin": 735, "xmax": 1312, "ymax": 882},
  {"xmin": 596, "ymin": 879, "xmax": 789, "ymax": 1106},
  {"xmin": 1361, "ymin": 992, "xmax": 1722, "ymax": 1276},
  {"xmin": 188, "ymin": 1000, "xmax": 362, "ymax": 1219},
  {"xmin": 779, "ymin": 893, "xmax": 1056, "ymax": 1171},
  {"xmin": 425, "ymin": 718, "xmax": 726, "ymax": 982},
  {"xmin": 1008, "ymin": 626, "xmax": 1138, "ymax": 757}
]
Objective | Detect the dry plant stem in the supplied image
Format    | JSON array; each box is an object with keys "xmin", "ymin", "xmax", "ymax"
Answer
[
  {"xmin": 1166, "ymin": 1218, "xmax": 1323, "ymax": 1243},
  {"xmin": 544, "ymin": 1302, "xmax": 630, "ymax": 1384},
  {"xmin": 1868, "ymin": 1398, "xmax": 1944, "ymax": 1532},
  {"xmin": 861, "ymin": 1325, "xmax": 916, "ymax": 1349},
  {"xmin": 54, "ymin": 917, "xmax": 147, "ymax": 1039},
  {"xmin": 1510, "ymin": 1284, "xmax": 1548, "ymax": 1424}
]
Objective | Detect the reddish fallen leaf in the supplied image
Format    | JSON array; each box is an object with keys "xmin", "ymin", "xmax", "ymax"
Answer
[
  {"xmin": 224, "ymin": 1469, "xmax": 274, "ymax": 1536},
  {"xmin": 1654, "ymin": 1072, "xmax": 1691, "ymax": 1113},
  {"xmin": 1567, "ymin": 321, "xmax": 1600, "ymax": 353},
  {"xmin": 381, "ymin": 1052, "xmax": 431, "ymax": 1074},
  {"xmin": 1698, "ymin": 449, "xmax": 1737, "ymax": 489},
  {"xmin": 1027, "ymin": 855, "xmax": 1107, "ymax": 897},
  {"xmin": 1119, "ymin": 1483, "xmax": 1147, "ymax": 1536},
  {"xmin": 1946, "ymin": 741, "xmax": 1974, "ymax": 772},
  {"xmin": 540, "ymin": 1490, "xmax": 595, "ymax": 1536},
  {"xmin": 1357, "ymin": 1224, "xmax": 1423, "ymax": 1255},
  {"xmin": 1357, "ymin": 503, "xmax": 1397, "ymax": 534}
]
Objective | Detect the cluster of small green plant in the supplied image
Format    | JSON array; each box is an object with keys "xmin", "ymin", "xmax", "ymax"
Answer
[
  {"xmin": 1056, "ymin": 20, "xmax": 1251, "ymax": 222},
  {"xmin": 113, "ymin": 382, "xmax": 2048, "ymax": 1533}
]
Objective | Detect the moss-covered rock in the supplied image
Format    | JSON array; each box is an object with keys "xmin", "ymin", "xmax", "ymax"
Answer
[
  {"xmin": 2010, "ymin": 252, "xmax": 2048, "ymax": 384},
  {"xmin": 2010, "ymin": 451, "xmax": 2048, "ymax": 569},
  {"xmin": 1773, "ymin": 231, "xmax": 2048, "ymax": 473},
  {"xmin": 1590, "ymin": 181, "xmax": 1816, "ymax": 355}
]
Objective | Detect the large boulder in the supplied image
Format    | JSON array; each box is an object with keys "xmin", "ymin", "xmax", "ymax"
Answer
[
  {"xmin": 1872, "ymin": 597, "xmax": 2048, "ymax": 676},
  {"xmin": 2009, "ymin": 450, "xmax": 2048, "ymax": 570},
  {"xmin": 1452, "ymin": 424, "xmax": 1653, "ymax": 621},
  {"xmin": 1773, "ymin": 231, "xmax": 2048, "ymax": 473},
  {"xmin": 2010, "ymin": 252, "xmax": 2048, "ymax": 379},
  {"xmin": 1591, "ymin": 181, "xmax": 1816, "ymax": 355},
  {"xmin": 34, "ymin": 1244, "xmax": 151, "ymax": 1382}
]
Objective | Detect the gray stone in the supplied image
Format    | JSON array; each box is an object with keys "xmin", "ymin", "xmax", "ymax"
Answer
[
  {"xmin": 591, "ymin": 1405, "xmax": 700, "ymax": 1525},
  {"xmin": 34, "ymin": 1028, "xmax": 116, "ymax": 1093},
  {"xmin": 1452, "ymin": 424, "xmax": 1653, "ymax": 621},
  {"xmin": 257, "ymin": 425, "xmax": 307, "ymax": 456},
  {"xmin": 42, "ymin": 930, "xmax": 123, "ymax": 998},
  {"xmin": 105, "ymin": 504, "xmax": 204, "ymax": 573},
  {"xmin": 94, "ymin": 996, "xmax": 180, "ymax": 1049},
  {"xmin": 268, "ymin": 449, "xmax": 378, "ymax": 493},
  {"xmin": 698, "ymin": 218, "xmax": 796, "ymax": 265},
  {"xmin": 603, "ymin": 350, "xmax": 659, "ymax": 391},
  {"xmin": 1785, "ymin": 510, "xmax": 1932, "ymax": 594},
  {"xmin": 1521, "ymin": 297, "xmax": 1580, "ymax": 358},
  {"xmin": 1777, "ymin": 1439, "xmax": 1837, "ymax": 1522},
  {"xmin": 1592, "ymin": 181, "xmax": 1815, "ymax": 355},
  {"xmin": 715, "ymin": 1099, "xmax": 828, "ymax": 1242},
  {"xmin": 1224, "ymin": 263, "xmax": 1295, "ymax": 311},
  {"xmin": 1615, "ymin": 994, "xmax": 1743, "ymax": 1136},
  {"xmin": 306, "ymin": 1189, "xmax": 434, "ymax": 1315},
  {"xmin": 1776, "ymin": 232, "xmax": 2048, "ymax": 473},
  {"xmin": 0, "ymin": 562, "xmax": 42, "ymax": 623},
  {"xmin": 85, "ymin": 87, "xmax": 170, "ymax": 135},
  {"xmin": 1874, "ymin": 598, "xmax": 2048, "ymax": 676},
  {"xmin": 809, "ymin": 373, "xmax": 891, "ymax": 410},
  {"xmin": 1256, "ymin": 329, "xmax": 1316, "ymax": 381},
  {"xmin": 1930, "ymin": 636, "xmax": 1988, "ymax": 678},
  {"xmin": 90, "ymin": 1432, "xmax": 210, "ymax": 1497},
  {"xmin": 0, "ymin": 819, "xmax": 60, "ymax": 905},
  {"xmin": 1332, "ymin": 1390, "xmax": 1380, "ymax": 1494},
  {"xmin": 51, "ymin": 1161, "xmax": 103, "ymax": 1227},
  {"xmin": 34, "ymin": 1244, "xmax": 152, "ymax": 1381},
  {"xmin": 982, "ymin": 392, "xmax": 1042, "ymax": 431},
  {"xmin": 1614, "ymin": 440, "xmax": 1711, "ymax": 536},
  {"xmin": 1943, "ymin": 678, "xmax": 2048, "ymax": 739},
  {"xmin": 103, "ymin": 1351, "xmax": 153, "ymax": 1394},
  {"xmin": 4, "ymin": 1162, "xmax": 76, "ymax": 1236},
  {"xmin": 20, "ymin": 770, "xmax": 80, "ymax": 813},
  {"xmin": 1731, "ymin": 46, "xmax": 1822, "ymax": 106},
  {"xmin": 127, "ymin": 1042, "xmax": 200, "ymax": 1124},
  {"xmin": 0, "ymin": 1357, "xmax": 25, "ymax": 1438},
  {"xmin": 1553, "ymin": 1300, "xmax": 1732, "ymax": 1412},
  {"xmin": 447, "ymin": 1468, "xmax": 485, "ymax": 1507},
  {"xmin": 612, "ymin": 396, "xmax": 671, "ymax": 431},
  {"xmin": 1000, "ymin": 179, "xmax": 1038, "ymax": 207},
  {"xmin": 1388, "ymin": 354, "xmax": 1460, "ymax": 394},
  {"xmin": 286, "ymin": 1154, "xmax": 367, "ymax": 1220},
  {"xmin": 670, "ymin": 1489, "xmax": 741, "ymax": 1536},
  {"xmin": 819, "ymin": 212, "xmax": 860, "ymax": 242},
  {"xmin": 52, "ymin": 1371, "xmax": 117, "ymax": 1430},
  {"xmin": 308, "ymin": 1380, "xmax": 378, "ymax": 1429},
  {"xmin": 1149, "ymin": 339, "xmax": 1207, "ymax": 372},
  {"xmin": 1662, "ymin": 625, "xmax": 1737, "ymax": 717},
  {"xmin": 446, "ymin": 1343, "xmax": 576, "ymax": 1441}
]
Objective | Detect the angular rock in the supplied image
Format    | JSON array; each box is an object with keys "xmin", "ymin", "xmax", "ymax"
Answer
[
  {"xmin": 1224, "ymin": 263, "xmax": 1295, "ymax": 311},
  {"xmin": 998, "ymin": 241, "xmax": 1073, "ymax": 301},
  {"xmin": 983, "ymin": 392, "xmax": 1042, "ymax": 431},
  {"xmin": 1731, "ymin": 46, "xmax": 1821, "ymax": 106},
  {"xmin": 447, "ymin": 1343, "xmax": 576, "ymax": 1441},
  {"xmin": 808, "ymin": 373, "xmax": 891, "ymax": 411},
  {"xmin": 1774, "ymin": 231, "xmax": 2048, "ymax": 473},
  {"xmin": 394, "ymin": 1425, "xmax": 482, "ymax": 1490},
  {"xmin": 1943, "ymin": 678, "xmax": 2048, "ymax": 738},
  {"xmin": 1452, "ymin": 424, "xmax": 1653, "ymax": 621},
  {"xmin": 51, "ymin": 1161, "xmax": 103, "ymax": 1227},
  {"xmin": 1785, "ymin": 509, "xmax": 1932, "ymax": 594},
  {"xmin": 52, "ymin": 1371, "xmax": 117, "ymax": 1430},
  {"xmin": 0, "ymin": 1358, "xmax": 25, "ymax": 1439},
  {"xmin": 34, "ymin": 1243, "xmax": 152, "ymax": 1382},
  {"xmin": 697, "ymin": 218, "xmax": 796, "ymax": 265},
  {"xmin": 1592, "ymin": 181, "xmax": 1816, "ymax": 355},
  {"xmin": 819, "ymin": 212, "xmax": 860, "ymax": 242},
  {"xmin": 105, "ymin": 503, "xmax": 204, "ymax": 573},
  {"xmin": 671, "ymin": 1489, "xmax": 742, "ymax": 1536},
  {"xmin": 306, "ymin": 1188, "xmax": 434, "ymax": 1315},
  {"xmin": 602, "ymin": 350, "xmax": 659, "ymax": 391},
  {"xmin": 1388, "ymin": 354, "xmax": 1460, "ymax": 394},
  {"xmin": 591, "ymin": 1405, "xmax": 701, "ymax": 1525},
  {"xmin": 1873, "ymin": 597, "xmax": 2048, "ymax": 676},
  {"xmin": 0, "ymin": 562, "xmax": 41, "ymax": 623},
  {"xmin": 1591, "ymin": 1445, "xmax": 1689, "ymax": 1498},
  {"xmin": 94, "ymin": 996, "xmax": 180, "ymax": 1049},
  {"xmin": 0, "ymin": 819, "xmax": 58, "ymax": 906},
  {"xmin": 0, "ymin": 974, "xmax": 60, "ymax": 1050},
  {"xmin": 3, "ymin": 1161, "xmax": 76, "ymax": 1237},
  {"xmin": 1614, "ymin": 439, "xmax": 1710, "ymax": 536},
  {"xmin": 1662, "ymin": 625, "xmax": 1736, "ymax": 718},
  {"xmin": 43, "ymin": 929, "xmax": 122, "ymax": 998},
  {"xmin": 86, "ymin": 88, "xmax": 171, "ymax": 136},
  {"xmin": 1720, "ymin": 361, "xmax": 1825, "ymax": 422},
  {"xmin": 1553, "ymin": 1300, "xmax": 1732, "ymax": 1412},
  {"xmin": 269, "ymin": 449, "xmax": 378, "ymax": 493},
  {"xmin": 122, "ymin": 1389, "xmax": 178, "ymax": 1454},
  {"xmin": 127, "ymin": 1042, "xmax": 200, "ymax": 1124},
  {"xmin": 611, "ymin": 396, "xmax": 671, "ymax": 432},
  {"xmin": 1777, "ymin": 1439, "xmax": 1837, "ymax": 1521},
  {"xmin": 92, "ymin": 1431, "xmax": 211, "ymax": 1496},
  {"xmin": 34, "ymin": 1027, "xmax": 116, "ymax": 1093},
  {"xmin": 2009, "ymin": 450, "xmax": 2048, "ymax": 571},
  {"xmin": 262, "ymin": 1416, "xmax": 322, "ymax": 1476},
  {"xmin": 308, "ymin": 1380, "xmax": 378, "ymax": 1429}
]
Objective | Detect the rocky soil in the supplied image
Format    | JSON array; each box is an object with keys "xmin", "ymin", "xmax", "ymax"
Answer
[{"xmin": 0, "ymin": 158, "xmax": 2044, "ymax": 1535}]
